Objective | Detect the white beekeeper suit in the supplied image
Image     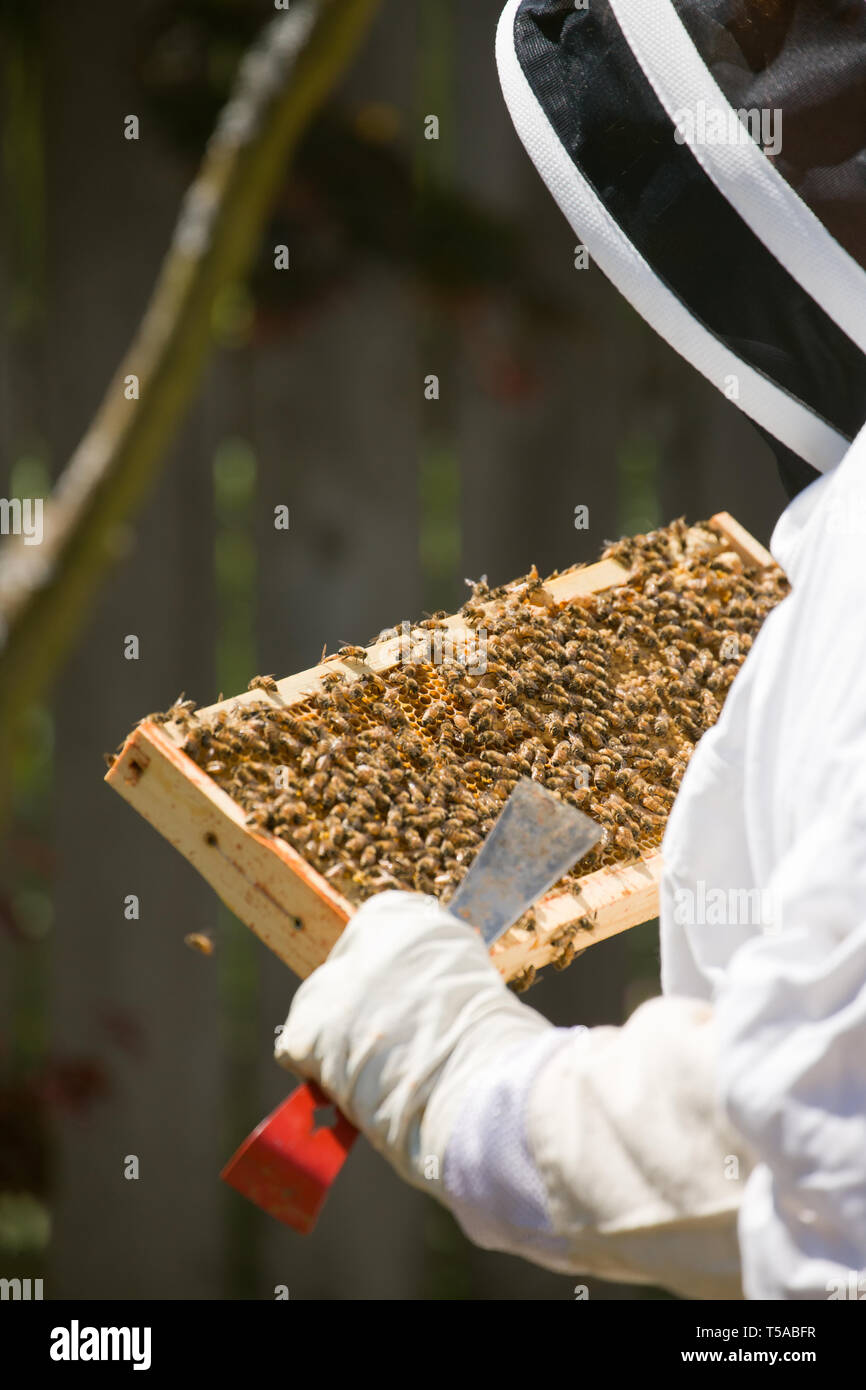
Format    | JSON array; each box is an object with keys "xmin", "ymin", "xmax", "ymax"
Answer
[
  {"xmin": 277, "ymin": 444, "xmax": 866, "ymax": 1301},
  {"xmin": 276, "ymin": 1, "xmax": 866, "ymax": 1300}
]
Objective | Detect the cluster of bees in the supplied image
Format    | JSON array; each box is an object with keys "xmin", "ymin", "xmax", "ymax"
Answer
[{"xmin": 155, "ymin": 519, "xmax": 787, "ymax": 978}]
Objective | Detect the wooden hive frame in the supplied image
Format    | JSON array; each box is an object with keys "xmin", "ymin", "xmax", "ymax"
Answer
[{"xmin": 105, "ymin": 512, "xmax": 774, "ymax": 985}]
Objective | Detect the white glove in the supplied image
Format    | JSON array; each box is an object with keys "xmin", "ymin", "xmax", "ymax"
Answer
[
  {"xmin": 274, "ymin": 889, "xmax": 552, "ymax": 1191},
  {"xmin": 276, "ymin": 889, "xmax": 748, "ymax": 1297}
]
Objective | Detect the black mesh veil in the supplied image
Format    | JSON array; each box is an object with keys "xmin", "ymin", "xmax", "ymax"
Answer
[
  {"xmin": 497, "ymin": 0, "xmax": 866, "ymax": 498},
  {"xmin": 675, "ymin": 0, "xmax": 866, "ymax": 271}
]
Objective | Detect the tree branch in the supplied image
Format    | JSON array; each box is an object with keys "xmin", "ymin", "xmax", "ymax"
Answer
[{"xmin": 0, "ymin": 0, "xmax": 381, "ymax": 725}]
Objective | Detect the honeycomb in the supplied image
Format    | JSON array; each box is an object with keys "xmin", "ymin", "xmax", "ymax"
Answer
[{"xmin": 153, "ymin": 519, "xmax": 787, "ymax": 979}]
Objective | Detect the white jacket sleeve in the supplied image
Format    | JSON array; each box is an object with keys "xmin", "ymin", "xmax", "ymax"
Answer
[
  {"xmin": 443, "ymin": 993, "xmax": 748, "ymax": 1299},
  {"xmin": 655, "ymin": 444, "xmax": 866, "ymax": 1301},
  {"xmin": 708, "ymin": 447, "xmax": 866, "ymax": 1301},
  {"xmin": 277, "ymin": 891, "xmax": 750, "ymax": 1300},
  {"xmin": 716, "ymin": 899, "xmax": 866, "ymax": 1301}
]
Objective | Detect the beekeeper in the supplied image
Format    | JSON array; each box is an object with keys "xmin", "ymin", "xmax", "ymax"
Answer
[{"xmin": 276, "ymin": 0, "xmax": 866, "ymax": 1300}]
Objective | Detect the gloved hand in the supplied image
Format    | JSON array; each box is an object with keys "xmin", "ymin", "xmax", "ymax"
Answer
[{"xmin": 274, "ymin": 889, "xmax": 553, "ymax": 1191}]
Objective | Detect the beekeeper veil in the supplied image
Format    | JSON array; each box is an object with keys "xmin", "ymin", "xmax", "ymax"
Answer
[{"xmin": 496, "ymin": 0, "xmax": 866, "ymax": 498}]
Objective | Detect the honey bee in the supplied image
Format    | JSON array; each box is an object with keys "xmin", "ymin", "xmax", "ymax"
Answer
[
  {"xmin": 355, "ymin": 789, "xmax": 377, "ymax": 815},
  {"xmin": 461, "ymin": 603, "xmax": 488, "ymax": 624},
  {"xmin": 577, "ymin": 651, "xmax": 608, "ymax": 676},
  {"xmin": 225, "ymin": 729, "xmax": 261, "ymax": 757},
  {"xmin": 184, "ymin": 932, "xmax": 215, "ymax": 956},
  {"xmin": 513, "ymin": 671, "xmax": 540, "ymax": 698},
  {"xmin": 613, "ymin": 824, "xmax": 639, "ymax": 854},
  {"xmin": 552, "ymin": 938, "xmax": 579, "ymax": 971},
  {"xmin": 277, "ymin": 714, "xmax": 314, "ymax": 745},
  {"xmin": 614, "ymin": 768, "xmax": 644, "ymax": 798},
  {"xmin": 653, "ymin": 711, "xmax": 671, "ymax": 738},
  {"xmin": 676, "ymin": 714, "xmax": 703, "ymax": 742},
  {"xmin": 168, "ymin": 693, "xmax": 198, "ymax": 716},
  {"xmin": 624, "ymin": 691, "xmax": 649, "ymax": 717},
  {"xmin": 509, "ymin": 965, "xmax": 536, "ymax": 994},
  {"xmin": 229, "ymin": 765, "xmax": 259, "ymax": 789},
  {"xmin": 541, "ymin": 712, "xmax": 563, "ymax": 741},
  {"xmin": 421, "ymin": 701, "xmax": 448, "ymax": 726},
  {"xmin": 248, "ymin": 675, "xmax": 279, "ymax": 694},
  {"xmin": 583, "ymin": 724, "xmax": 608, "ymax": 752},
  {"xmin": 547, "ymin": 740, "xmax": 571, "ymax": 768},
  {"xmin": 298, "ymin": 748, "xmax": 317, "ymax": 775},
  {"xmin": 468, "ymin": 698, "xmax": 495, "ymax": 724},
  {"xmin": 356, "ymin": 672, "xmax": 387, "ymax": 698}
]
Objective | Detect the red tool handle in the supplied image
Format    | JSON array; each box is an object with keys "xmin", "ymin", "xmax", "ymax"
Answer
[{"xmin": 221, "ymin": 1081, "xmax": 358, "ymax": 1234}]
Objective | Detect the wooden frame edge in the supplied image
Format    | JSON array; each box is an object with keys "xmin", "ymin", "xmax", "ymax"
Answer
[{"xmin": 105, "ymin": 722, "xmax": 352, "ymax": 978}]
